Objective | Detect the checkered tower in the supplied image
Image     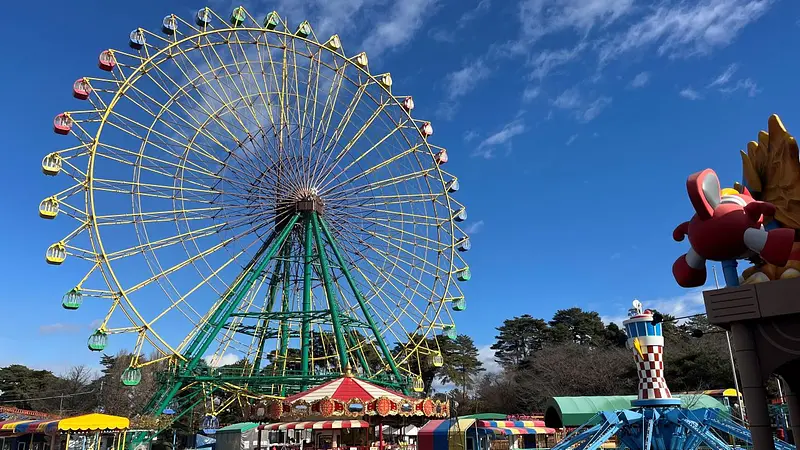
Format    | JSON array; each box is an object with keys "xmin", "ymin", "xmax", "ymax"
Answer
[{"xmin": 623, "ymin": 300, "xmax": 681, "ymax": 407}]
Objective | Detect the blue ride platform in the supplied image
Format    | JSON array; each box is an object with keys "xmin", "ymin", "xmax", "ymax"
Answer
[{"xmin": 550, "ymin": 301, "xmax": 796, "ymax": 450}]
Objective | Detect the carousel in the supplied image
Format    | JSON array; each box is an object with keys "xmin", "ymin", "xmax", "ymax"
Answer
[{"xmin": 246, "ymin": 367, "xmax": 449, "ymax": 450}]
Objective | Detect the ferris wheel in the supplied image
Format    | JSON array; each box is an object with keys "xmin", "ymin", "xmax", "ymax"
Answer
[{"xmin": 40, "ymin": 6, "xmax": 470, "ymax": 418}]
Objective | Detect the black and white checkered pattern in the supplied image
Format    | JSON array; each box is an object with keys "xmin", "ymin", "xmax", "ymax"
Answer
[{"xmin": 634, "ymin": 345, "xmax": 673, "ymax": 400}]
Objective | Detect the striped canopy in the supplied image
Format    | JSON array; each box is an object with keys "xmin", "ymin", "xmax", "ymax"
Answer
[
  {"xmin": 0, "ymin": 414, "xmax": 129, "ymax": 434},
  {"xmin": 283, "ymin": 377, "xmax": 408, "ymax": 403},
  {"xmin": 259, "ymin": 420, "xmax": 369, "ymax": 431}
]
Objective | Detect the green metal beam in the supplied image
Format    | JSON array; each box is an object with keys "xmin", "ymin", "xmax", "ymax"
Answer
[
  {"xmin": 311, "ymin": 212, "xmax": 349, "ymax": 372},
  {"xmin": 253, "ymin": 258, "xmax": 283, "ymax": 373},
  {"xmin": 181, "ymin": 231, "xmax": 277, "ymax": 361},
  {"xmin": 148, "ymin": 213, "xmax": 300, "ymax": 416},
  {"xmin": 279, "ymin": 245, "xmax": 291, "ymax": 397},
  {"xmin": 317, "ymin": 216, "xmax": 405, "ymax": 390},
  {"xmin": 300, "ymin": 213, "xmax": 314, "ymax": 390}
]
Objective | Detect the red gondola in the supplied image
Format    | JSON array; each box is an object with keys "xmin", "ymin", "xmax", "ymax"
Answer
[
  {"xmin": 98, "ymin": 50, "xmax": 116, "ymax": 71},
  {"xmin": 72, "ymin": 78, "xmax": 91, "ymax": 100},
  {"xmin": 53, "ymin": 113, "xmax": 72, "ymax": 135}
]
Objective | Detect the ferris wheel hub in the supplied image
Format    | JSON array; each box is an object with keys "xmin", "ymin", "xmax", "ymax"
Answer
[{"xmin": 291, "ymin": 188, "xmax": 324, "ymax": 213}]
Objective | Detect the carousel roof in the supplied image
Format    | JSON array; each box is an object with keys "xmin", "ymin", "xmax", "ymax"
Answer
[{"xmin": 284, "ymin": 375, "xmax": 409, "ymax": 404}]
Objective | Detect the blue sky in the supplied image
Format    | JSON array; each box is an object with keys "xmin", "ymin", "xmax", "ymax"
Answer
[{"xmin": 1, "ymin": 0, "xmax": 799, "ymax": 374}]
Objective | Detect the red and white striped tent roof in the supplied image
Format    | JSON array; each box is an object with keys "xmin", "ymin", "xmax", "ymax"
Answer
[
  {"xmin": 284, "ymin": 376, "xmax": 409, "ymax": 403},
  {"xmin": 259, "ymin": 420, "xmax": 369, "ymax": 430}
]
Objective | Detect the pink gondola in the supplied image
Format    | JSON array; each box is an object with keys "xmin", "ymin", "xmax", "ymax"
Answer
[
  {"xmin": 53, "ymin": 114, "xmax": 72, "ymax": 135},
  {"xmin": 98, "ymin": 50, "xmax": 116, "ymax": 71},
  {"xmin": 435, "ymin": 149, "xmax": 448, "ymax": 165},
  {"xmin": 420, "ymin": 122, "xmax": 433, "ymax": 137},
  {"xmin": 73, "ymin": 78, "xmax": 91, "ymax": 100}
]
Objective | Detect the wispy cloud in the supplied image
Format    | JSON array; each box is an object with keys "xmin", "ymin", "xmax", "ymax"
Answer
[
  {"xmin": 602, "ymin": 286, "xmax": 713, "ymax": 325},
  {"xmin": 522, "ymin": 85, "xmax": 541, "ymax": 102},
  {"xmin": 629, "ymin": 71, "xmax": 650, "ymax": 88},
  {"xmin": 553, "ymin": 88, "xmax": 582, "ymax": 109},
  {"xmin": 566, "ymin": 134, "xmax": 579, "ymax": 146},
  {"xmin": 463, "ymin": 130, "xmax": 479, "ymax": 143},
  {"xmin": 445, "ymin": 58, "xmax": 491, "ymax": 101},
  {"xmin": 581, "ymin": 97, "xmax": 612, "ymax": 122},
  {"xmin": 679, "ymin": 87, "xmax": 701, "ymax": 100},
  {"xmin": 360, "ymin": 0, "xmax": 438, "ymax": 58},
  {"xmin": 517, "ymin": 0, "xmax": 634, "ymax": 45},
  {"xmin": 720, "ymin": 78, "xmax": 760, "ymax": 97},
  {"xmin": 528, "ymin": 43, "xmax": 587, "ymax": 80},
  {"xmin": 708, "ymin": 63, "xmax": 739, "ymax": 87},
  {"xmin": 473, "ymin": 119, "xmax": 526, "ymax": 158},
  {"xmin": 438, "ymin": 58, "xmax": 492, "ymax": 119},
  {"xmin": 598, "ymin": 0, "xmax": 772, "ymax": 64},
  {"xmin": 464, "ymin": 220, "xmax": 485, "ymax": 234},
  {"xmin": 610, "ymin": 252, "xmax": 622, "ymax": 260},
  {"xmin": 430, "ymin": 0, "xmax": 490, "ymax": 43},
  {"xmin": 553, "ymin": 88, "xmax": 612, "ymax": 122}
]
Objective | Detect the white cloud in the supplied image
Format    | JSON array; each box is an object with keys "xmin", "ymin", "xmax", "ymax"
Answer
[
  {"xmin": 553, "ymin": 88, "xmax": 611, "ymax": 122},
  {"xmin": 204, "ymin": 353, "xmax": 240, "ymax": 368},
  {"xmin": 444, "ymin": 58, "xmax": 492, "ymax": 101},
  {"xmin": 477, "ymin": 344, "xmax": 501, "ymax": 374},
  {"xmin": 553, "ymin": 88, "xmax": 582, "ymax": 110},
  {"xmin": 580, "ymin": 96, "xmax": 612, "ymax": 122},
  {"xmin": 473, "ymin": 119, "xmax": 526, "ymax": 158},
  {"xmin": 430, "ymin": 0, "xmax": 490, "ymax": 42},
  {"xmin": 458, "ymin": 0, "xmax": 492, "ymax": 28},
  {"xmin": 566, "ymin": 134, "xmax": 579, "ymax": 146},
  {"xmin": 603, "ymin": 286, "xmax": 713, "ymax": 326},
  {"xmin": 598, "ymin": 0, "xmax": 772, "ymax": 64},
  {"xmin": 645, "ymin": 287, "xmax": 713, "ymax": 318},
  {"xmin": 464, "ymin": 220, "xmax": 485, "ymax": 234},
  {"xmin": 719, "ymin": 78, "xmax": 760, "ymax": 97},
  {"xmin": 528, "ymin": 43, "xmax": 587, "ymax": 80},
  {"xmin": 517, "ymin": 0, "xmax": 634, "ymax": 44},
  {"xmin": 679, "ymin": 87, "xmax": 701, "ymax": 100},
  {"xmin": 708, "ymin": 63, "xmax": 739, "ymax": 87},
  {"xmin": 522, "ymin": 85, "xmax": 541, "ymax": 102},
  {"xmin": 463, "ymin": 130, "xmax": 479, "ymax": 142},
  {"xmin": 629, "ymin": 71, "xmax": 650, "ymax": 88},
  {"xmin": 360, "ymin": 0, "xmax": 438, "ymax": 58},
  {"xmin": 610, "ymin": 252, "xmax": 621, "ymax": 260}
]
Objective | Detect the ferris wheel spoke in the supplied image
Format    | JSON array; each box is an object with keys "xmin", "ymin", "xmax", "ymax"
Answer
[
  {"xmin": 151, "ymin": 237, "xmax": 277, "ymax": 344},
  {"xmin": 116, "ymin": 77, "xmax": 260, "ymax": 180},
  {"xmin": 141, "ymin": 54, "xmax": 277, "ymax": 179},
  {"xmin": 327, "ymin": 168, "xmax": 437, "ymax": 200},
  {"xmin": 123, "ymin": 219, "xmax": 269, "ymax": 297},
  {"xmin": 106, "ymin": 208, "xmax": 270, "ymax": 262},
  {"xmin": 309, "ymin": 81, "xmax": 367, "ymax": 188},
  {"xmin": 320, "ymin": 144, "xmax": 422, "ymax": 195},
  {"xmin": 329, "ymin": 208, "xmax": 449, "ymax": 250},
  {"xmin": 326, "ymin": 224, "xmax": 430, "ymax": 318},
  {"xmin": 297, "ymin": 47, "xmax": 326, "ymax": 187},
  {"xmin": 316, "ymin": 99, "xmax": 399, "ymax": 190},
  {"xmin": 332, "ymin": 224, "xmax": 442, "ymax": 296},
  {"xmin": 309, "ymin": 60, "xmax": 346, "ymax": 180}
]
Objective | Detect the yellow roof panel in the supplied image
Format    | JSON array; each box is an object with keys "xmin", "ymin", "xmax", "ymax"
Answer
[{"xmin": 58, "ymin": 414, "xmax": 130, "ymax": 431}]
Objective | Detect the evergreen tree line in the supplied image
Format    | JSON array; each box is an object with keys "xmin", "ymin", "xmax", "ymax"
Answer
[{"xmin": 0, "ymin": 307, "xmax": 754, "ymax": 423}]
